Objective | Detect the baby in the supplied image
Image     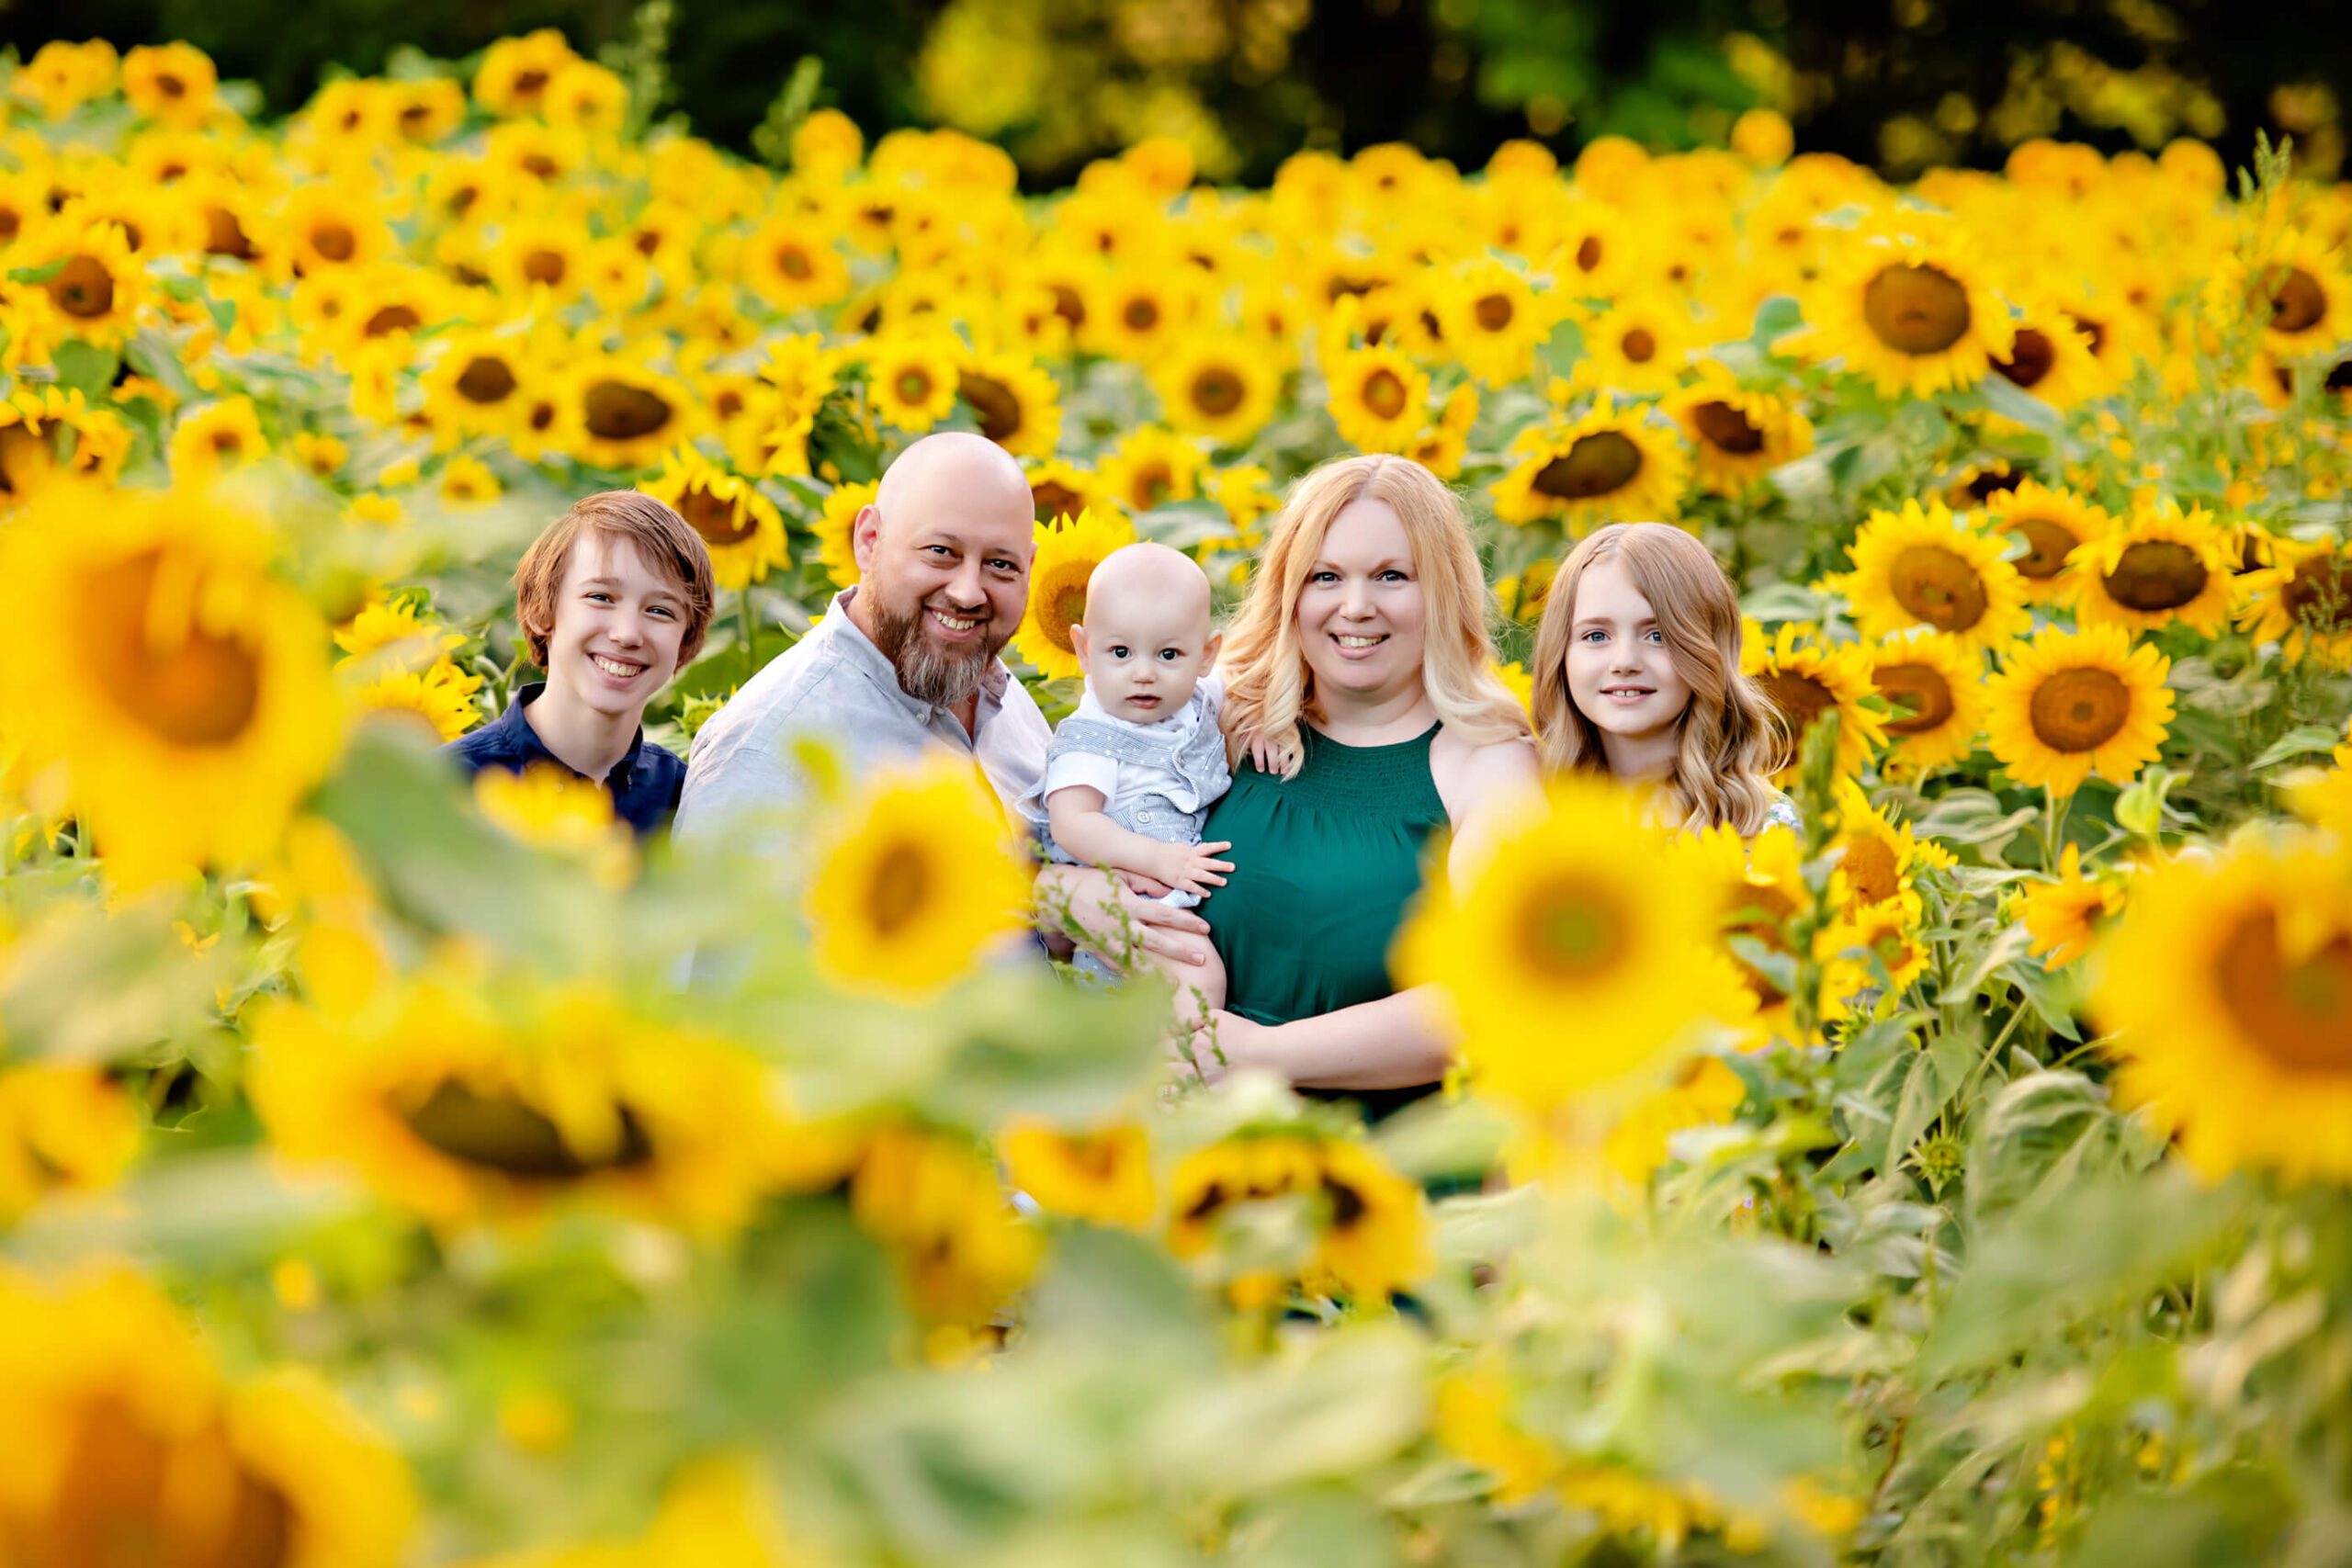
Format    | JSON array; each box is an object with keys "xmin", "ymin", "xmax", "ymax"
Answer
[{"xmin": 1021, "ymin": 542, "xmax": 1231, "ymax": 1018}]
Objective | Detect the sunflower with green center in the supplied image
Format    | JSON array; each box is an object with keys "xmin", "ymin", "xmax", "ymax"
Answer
[
  {"xmin": 1393, "ymin": 774, "xmax": 1742, "ymax": 1113},
  {"xmin": 1832, "ymin": 498, "xmax": 2029, "ymax": 655},
  {"xmin": 805, "ymin": 758, "xmax": 1034, "ymax": 998},
  {"xmin": 864, "ymin": 329, "xmax": 962, "ymax": 433},
  {"xmin": 1016, "ymin": 505, "xmax": 1136, "ymax": 679},
  {"xmin": 2236, "ymin": 533, "xmax": 2352, "ymax": 669},
  {"xmin": 1866, "ymin": 630, "xmax": 1985, "ymax": 775},
  {"xmin": 2065, "ymin": 498, "xmax": 2233, "ymax": 637},
  {"xmin": 639, "ymin": 445, "xmax": 789, "ymax": 590},
  {"xmin": 1152, "ymin": 333, "xmax": 1282, "ymax": 447},
  {"xmin": 1984, "ymin": 624, "xmax": 2175, "ymax": 797},
  {"xmin": 1491, "ymin": 397, "xmax": 1690, "ymax": 533},
  {"xmin": 1982, "ymin": 479, "xmax": 2110, "ymax": 604},
  {"xmin": 1663, "ymin": 364, "xmax": 1814, "ymax": 495},
  {"xmin": 1741, "ymin": 620, "xmax": 1886, "ymax": 782},
  {"xmin": 0, "ymin": 480, "xmax": 343, "ymax": 889},
  {"xmin": 1796, "ymin": 228, "xmax": 2016, "ymax": 397},
  {"xmin": 2096, "ymin": 834, "xmax": 2352, "ymax": 1182},
  {"xmin": 956, "ymin": 348, "xmax": 1063, "ymax": 459},
  {"xmin": 252, "ymin": 966, "xmax": 788, "ymax": 1234},
  {"xmin": 815, "ymin": 479, "xmax": 879, "ymax": 591},
  {"xmin": 1324, "ymin": 342, "xmax": 1430, "ymax": 454}
]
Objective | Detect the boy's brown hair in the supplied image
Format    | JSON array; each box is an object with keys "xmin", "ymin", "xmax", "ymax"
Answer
[{"xmin": 514, "ymin": 491, "xmax": 716, "ymax": 669}]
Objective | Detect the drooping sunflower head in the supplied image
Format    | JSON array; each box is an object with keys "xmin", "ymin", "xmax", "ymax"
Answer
[
  {"xmin": 1831, "ymin": 497, "xmax": 2030, "ymax": 654},
  {"xmin": 1014, "ymin": 505, "xmax": 1138, "ymax": 681},
  {"xmin": 1984, "ymin": 623, "xmax": 2176, "ymax": 798},
  {"xmin": 2067, "ymin": 497, "xmax": 2234, "ymax": 637}
]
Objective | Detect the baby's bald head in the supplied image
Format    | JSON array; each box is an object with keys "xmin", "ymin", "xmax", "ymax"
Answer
[{"xmin": 1072, "ymin": 543, "xmax": 1221, "ymax": 724}]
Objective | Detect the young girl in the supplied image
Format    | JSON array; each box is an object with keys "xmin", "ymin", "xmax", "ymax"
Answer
[{"xmin": 1530, "ymin": 522, "xmax": 1797, "ymax": 837}]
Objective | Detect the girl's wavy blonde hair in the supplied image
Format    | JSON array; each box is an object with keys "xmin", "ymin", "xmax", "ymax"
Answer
[
  {"xmin": 1220, "ymin": 454, "xmax": 1530, "ymax": 774},
  {"xmin": 1531, "ymin": 522, "xmax": 1783, "ymax": 836}
]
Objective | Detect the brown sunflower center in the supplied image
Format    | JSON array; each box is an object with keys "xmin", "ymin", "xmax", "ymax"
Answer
[
  {"xmin": 582, "ymin": 380, "xmax": 673, "ymax": 443},
  {"xmin": 864, "ymin": 838, "xmax": 931, "ymax": 939},
  {"xmin": 202, "ymin": 207, "xmax": 255, "ymax": 259},
  {"xmin": 680, "ymin": 486, "xmax": 757, "ymax": 547},
  {"xmin": 363, "ymin": 304, "xmax": 421, "ymax": 337},
  {"xmin": 1690, "ymin": 399, "xmax": 1765, "ymax": 455},
  {"xmin": 512, "ymin": 68, "xmax": 551, "ymax": 97},
  {"xmin": 2213, "ymin": 908, "xmax": 2352, "ymax": 1074},
  {"xmin": 1031, "ymin": 481, "xmax": 1080, "ymax": 523},
  {"xmin": 1517, "ymin": 875, "xmax": 1628, "ymax": 981},
  {"xmin": 1994, "ymin": 327, "xmax": 2055, "ymax": 388},
  {"xmin": 1123, "ymin": 297, "xmax": 1160, "ymax": 333},
  {"xmin": 1048, "ymin": 284, "xmax": 1085, "ymax": 325},
  {"xmin": 2102, "ymin": 540, "xmax": 2208, "ymax": 612},
  {"xmin": 2028, "ymin": 666, "xmax": 2130, "ymax": 753},
  {"xmin": 1474, "ymin": 292, "xmax": 1515, "ymax": 332},
  {"xmin": 455, "ymin": 355, "xmax": 518, "ymax": 405},
  {"xmin": 1874, "ymin": 660, "xmax": 1956, "ymax": 734},
  {"xmin": 25, "ymin": 1398, "xmax": 295, "ymax": 1568},
  {"xmin": 1532, "ymin": 431, "xmax": 1642, "ymax": 501},
  {"xmin": 775, "ymin": 243, "xmax": 812, "ymax": 281},
  {"xmin": 1861, "ymin": 263, "xmax": 1972, "ymax": 355},
  {"xmin": 1323, "ymin": 1175, "xmax": 1367, "ymax": 1231},
  {"xmin": 523, "ymin": 249, "xmax": 566, "ymax": 287},
  {"xmin": 2267, "ymin": 266, "xmax": 2327, "ymax": 334},
  {"xmin": 894, "ymin": 367, "xmax": 935, "ymax": 405},
  {"xmin": 47, "ymin": 254, "xmax": 114, "ymax": 320},
  {"xmin": 2280, "ymin": 554, "xmax": 2352, "ymax": 631},
  {"xmin": 399, "ymin": 1078, "xmax": 653, "ymax": 1179},
  {"xmin": 1621, "ymin": 327, "xmax": 1657, "ymax": 364},
  {"xmin": 1190, "ymin": 367, "xmax": 1244, "ymax": 417},
  {"xmin": 85, "ymin": 550, "xmax": 264, "ymax": 749},
  {"xmin": 1888, "ymin": 544, "xmax": 1989, "ymax": 632},
  {"xmin": 2007, "ymin": 515, "xmax": 2078, "ymax": 580},
  {"xmin": 1840, "ymin": 834, "xmax": 1901, "ymax": 907},
  {"xmin": 1361, "ymin": 368, "xmax": 1409, "ymax": 421},
  {"xmin": 309, "ymin": 222, "xmax": 356, "ymax": 263},
  {"xmin": 956, "ymin": 371, "xmax": 1023, "ymax": 444},
  {"xmin": 1128, "ymin": 464, "xmax": 1173, "ymax": 510},
  {"xmin": 1758, "ymin": 670, "xmax": 1833, "ymax": 755}
]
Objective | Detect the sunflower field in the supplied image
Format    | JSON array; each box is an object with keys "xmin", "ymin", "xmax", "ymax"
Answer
[{"xmin": 5, "ymin": 26, "xmax": 2352, "ymax": 1568}]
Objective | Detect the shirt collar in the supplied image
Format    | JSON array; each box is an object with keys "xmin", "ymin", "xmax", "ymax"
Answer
[
  {"xmin": 500, "ymin": 682, "xmax": 648, "ymax": 786},
  {"xmin": 826, "ymin": 587, "xmax": 1013, "ymax": 727}
]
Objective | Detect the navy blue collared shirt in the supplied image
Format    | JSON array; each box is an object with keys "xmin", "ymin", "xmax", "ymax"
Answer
[{"xmin": 443, "ymin": 682, "xmax": 685, "ymax": 839}]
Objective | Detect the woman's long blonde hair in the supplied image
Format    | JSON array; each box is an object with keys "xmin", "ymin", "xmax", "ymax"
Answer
[
  {"xmin": 1531, "ymin": 523, "xmax": 1783, "ymax": 835},
  {"xmin": 1220, "ymin": 454, "xmax": 1530, "ymax": 774}
]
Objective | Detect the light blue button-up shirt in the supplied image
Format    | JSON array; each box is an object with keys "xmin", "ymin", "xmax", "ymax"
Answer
[{"xmin": 673, "ymin": 588, "xmax": 1052, "ymax": 857}]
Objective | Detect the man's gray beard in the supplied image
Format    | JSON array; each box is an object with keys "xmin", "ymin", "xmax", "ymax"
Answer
[{"xmin": 868, "ymin": 593, "xmax": 1002, "ymax": 709}]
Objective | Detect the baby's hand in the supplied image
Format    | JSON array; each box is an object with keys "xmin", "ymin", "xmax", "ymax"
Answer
[{"xmin": 1151, "ymin": 839, "xmax": 1235, "ymax": 896}]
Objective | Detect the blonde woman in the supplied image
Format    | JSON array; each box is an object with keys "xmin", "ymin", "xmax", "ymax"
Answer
[
  {"xmin": 1189, "ymin": 453, "xmax": 1537, "ymax": 1113},
  {"xmin": 1530, "ymin": 522, "xmax": 1795, "ymax": 837}
]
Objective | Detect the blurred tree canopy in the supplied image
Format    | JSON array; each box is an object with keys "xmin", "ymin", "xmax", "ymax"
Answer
[{"xmin": 7, "ymin": 0, "xmax": 2346, "ymax": 183}]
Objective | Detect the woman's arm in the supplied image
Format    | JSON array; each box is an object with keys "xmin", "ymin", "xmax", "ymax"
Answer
[
  {"xmin": 1191, "ymin": 989, "xmax": 1451, "ymax": 1090},
  {"xmin": 1035, "ymin": 863, "xmax": 1214, "ymax": 967}
]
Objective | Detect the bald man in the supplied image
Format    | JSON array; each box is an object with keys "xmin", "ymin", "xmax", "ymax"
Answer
[{"xmin": 674, "ymin": 432, "xmax": 1050, "ymax": 846}]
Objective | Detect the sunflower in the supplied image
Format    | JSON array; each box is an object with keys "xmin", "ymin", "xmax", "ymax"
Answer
[
  {"xmin": 1090, "ymin": 267, "xmax": 1202, "ymax": 362},
  {"xmin": 639, "ymin": 445, "xmax": 790, "ymax": 591},
  {"xmin": 1867, "ymin": 631, "xmax": 1985, "ymax": 775},
  {"xmin": 1406, "ymin": 382, "xmax": 1482, "ymax": 480},
  {"xmin": 2228, "ymin": 228, "xmax": 2349, "ymax": 357},
  {"xmin": 804, "ymin": 758, "xmax": 1034, "ymax": 998},
  {"xmin": 1833, "ymin": 498, "xmax": 2030, "ymax": 654},
  {"xmin": 2015, "ymin": 843, "xmax": 2123, "ymax": 970},
  {"xmin": 541, "ymin": 59, "xmax": 629, "ymax": 133},
  {"xmin": 1393, "ymin": 774, "xmax": 1744, "ymax": 1113},
  {"xmin": 1826, "ymin": 776, "xmax": 1953, "ymax": 916},
  {"xmin": 334, "ymin": 595, "xmax": 463, "ymax": 672},
  {"xmin": 1798, "ymin": 230, "xmax": 2016, "ymax": 397},
  {"xmin": 1663, "ymin": 366, "xmax": 1814, "ymax": 495},
  {"xmin": 1988, "ymin": 299, "xmax": 2109, "ymax": 410},
  {"xmin": 2236, "ymin": 534, "xmax": 2352, "ymax": 669},
  {"xmin": 1325, "ymin": 343, "xmax": 1430, "ymax": 454},
  {"xmin": 2096, "ymin": 836, "xmax": 2352, "ymax": 1182},
  {"xmin": 561, "ymin": 355, "xmax": 697, "ymax": 472},
  {"xmin": 1601, "ymin": 1053, "xmax": 1748, "ymax": 1188},
  {"xmin": 439, "ymin": 454, "xmax": 503, "ymax": 508},
  {"xmin": 1000, "ymin": 1117, "xmax": 1154, "ymax": 1228},
  {"xmin": 1153, "ymin": 335, "xmax": 1282, "ymax": 447},
  {"xmin": 472, "ymin": 28, "xmax": 578, "ymax": 118},
  {"xmin": 14, "ymin": 39, "xmax": 119, "ymax": 121},
  {"xmin": 120, "ymin": 41, "xmax": 220, "ymax": 126},
  {"xmin": 1097, "ymin": 427, "xmax": 1206, "ymax": 518},
  {"xmin": 1694, "ymin": 820, "xmax": 1805, "ymax": 1043},
  {"xmin": 1016, "ymin": 506, "xmax": 1136, "ymax": 679},
  {"xmin": 275, "ymin": 183, "xmax": 390, "ymax": 277},
  {"xmin": 1440, "ymin": 258, "xmax": 1552, "ymax": 386},
  {"xmin": 1572, "ymin": 291, "xmax": 1694, "ymax": 397},
  {"xmin": 1742, "ymin": 621, "xmax": 1886, "ymax": 782},
  {"xmin": 166, "ymin": 396, "xmax": 269, "ymax": 482},
  {"xmin": 0, "ymin": 481, "xmax": 343, "ymax": 889},
  {"xmin": 1982, "ymin": 479, "xmax": 2109, "ymax": 604},
  {"xmin": 1984, "ymin": 624, "xmax": 2175, "ymax": 798},
  {"xmin": 739, "ymin": 214, "xmax": 851, "ymax": 313},
  {"xmin": 864, "ymin": 330, "xmax": 962, "ymax": 434},
  {"xmin": 0, "ymin": 1265, "xmax": 415, "ymax": 1568},
  {"xmin": 2066, "ymin": 498, "xmax": 2233, "ymax": 637},
  {"xmin": 1164, "ymin": 1132, "xmax": 1429, "ymax": 1302},
  {"xmin": 813, "ymin": 479, "xmax": 879, "ymax": 591},
  {"xmin": 1818, "ymin": 891, "xmax": 1930, "ymax": 1023},
  {"xmin": 1023, "ymin": 458, "xmax": 1112, "ymax": 528},
  {"xmin": 956, "ymin": 349, "xmax": 1063, "ymax": 460},
  {"xmin": 0, "ymin": 1064, "xmax": 141, "ymax": 1220},
  {"xmin": 25, "ymin": 219, "xmax": 147, "ymax": 348},
  {"xmin": 1491, "ymin": 398, "xmax": 1691, "ymax": 533},
  {"xmin": 851, "ymin": 1123, "xmax": 1042, "ymax": 1326},
  {"xmin": 351, "ymin": 658, "xmax": 485, "ymax": 743}
]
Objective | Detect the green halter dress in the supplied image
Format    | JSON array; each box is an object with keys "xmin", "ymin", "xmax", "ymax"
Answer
[{"xmin": 1200, "ymin": 720, "xmax": 1450, "ymax": 1121}]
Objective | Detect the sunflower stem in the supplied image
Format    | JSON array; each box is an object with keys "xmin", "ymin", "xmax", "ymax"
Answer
[
  {"xmin": 738, "ymin": 588, "xmax": 757, "ymax": 681},
  {"xmin": 2041, "ymin": 786, "xmax": 2073, "ymax": 875}
]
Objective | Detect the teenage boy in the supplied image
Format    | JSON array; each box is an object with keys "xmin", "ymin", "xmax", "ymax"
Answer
[{"xmin": 446, "ymin": 491, "xmax": 716, "ymax": 837}]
